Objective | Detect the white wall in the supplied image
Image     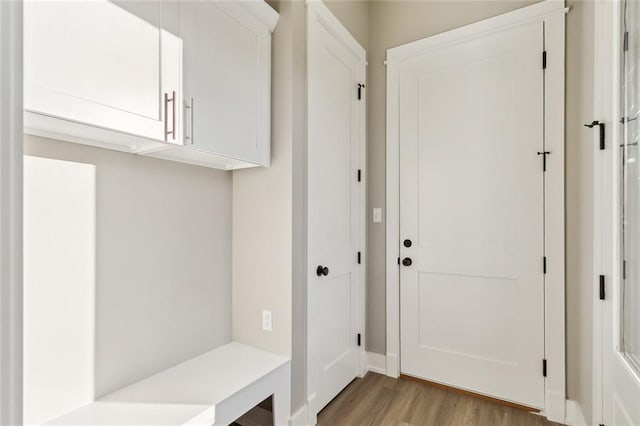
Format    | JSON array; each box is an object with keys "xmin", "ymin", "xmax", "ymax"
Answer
[
  {"xmin": 23, "ymin": 135, "xmax": 233, "ymax": 398},
  {"xmin": 324, "ymin": 0, "xmax": 370, "ymax": 50},
  {"xmin": 232, "ymin": 0, "xmax": 293, "ymax": 359},
  {"xmin": 23, "ymin": 156, "xmax": 95, "ymax": 425}
]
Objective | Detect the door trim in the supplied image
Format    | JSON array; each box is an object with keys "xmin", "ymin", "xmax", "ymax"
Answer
[
  {"xmin": 385, "ymin": 1, "xmax": 566, "ymax": 421},
  {"xmin": 305, "ymin": 0, "xmax": 367, "ymax": 423},
  {"xmin": 592, "ymin": 2, "xmax": 620, "ymax": 423},
  {"xmin": 0, "ymin": 1, "xmax": 24, "ymax": 424}
]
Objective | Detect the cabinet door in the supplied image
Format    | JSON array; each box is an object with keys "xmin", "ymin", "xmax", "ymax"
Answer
[
  {"xmin": 181, "ymin": 1, "xmax": 271, "ymax": 165},
  {"xmin": 24, "ymin": 0, "xmax": 181, "ymax": 143}
]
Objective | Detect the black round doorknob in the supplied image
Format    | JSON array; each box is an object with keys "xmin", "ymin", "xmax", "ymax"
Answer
[
  {"xmin": 403, "ymin": 239, "xmax": 412, "ymax": 248},
  {"xmin": 402, "ymin": 257, "xmax": 412, "ymax": 267},
  {"xmin": 316, "ymin": 265, "xmax": 329, "ymax": 276}
]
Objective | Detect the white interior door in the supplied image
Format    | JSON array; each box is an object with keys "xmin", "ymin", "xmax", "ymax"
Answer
[
  {"xmin": 307, "ymin": 4, "xmax": 365, "ymax": 422},
  {"xmin": 399, "ymin": 22, "xmax": 546, "ymax": 408}
]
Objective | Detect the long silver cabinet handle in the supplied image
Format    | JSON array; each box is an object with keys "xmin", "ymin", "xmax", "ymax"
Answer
[
  {"xmin": 184, "ymin": 98, "xmax": 194, "ymax": 145},
  {"xmin": 164, "ymin": 91, "xmax": 176, "ymax": 141}
]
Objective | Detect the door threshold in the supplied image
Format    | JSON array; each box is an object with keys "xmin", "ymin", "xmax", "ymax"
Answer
[{"xmin": 399, "ymin": 374, "xmax": 540, "ymax": 413}]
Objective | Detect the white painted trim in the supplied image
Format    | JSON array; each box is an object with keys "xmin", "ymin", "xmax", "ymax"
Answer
[
  {"xmin": 0, "ymin": 1, "xmax": 23, "ymax": 424},
  {"xmin": 385, "ymin": 353, "xmax": 399, "ymax": 379},
  {"xmin": 366, "ymin": 352, "xmax": 387, "ymax": 376},
  {"xmin": 385, "ymin": 55, "xmax": 401, "ymax": 380},
  {"xmin": 358, "ymin": 351, "xmax": 367, "ymax": 378},
  {"xmin": 592, "ymin": 2, "xmax": 617, "ymax": 424},
  {"xmin": 231, "ymin": 0, "xmax": 280, "ymax": 33},
  {"xmin": 385, "ymin": 0, "xmax": 567, "ymax": 416},
  {"xmin": 355, "ymin": 1, "xmax": 368, "ymax": 381},
  {"xmin": 289, "ymin": 404, "xmax": 309, "ymax": 426},
  {"xmin": 565, "ymin": 400, "xmax": 587, "ymax": 426},
  {"xmin": 542, "ymin": 8, "xmax": 567, "ymax": 424},
  {"xmin": 305, "ymin": 0, "xmax": 366, "ymax": 60},
  {"xmin": 386, "ymin": 0, "xmax": 567, "ymax": 64}
]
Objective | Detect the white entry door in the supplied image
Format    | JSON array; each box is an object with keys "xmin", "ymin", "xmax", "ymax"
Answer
[
  {"xmin": 399, "ymin": 22, "xmax": 546, "ymax": 408},
  {"xmin": 602, "ymin": 0, "xmax": 640, "ymax": 422},
  {"xmin": 307, "ymin": 3, "xmax": 365, "ymax": 422}
]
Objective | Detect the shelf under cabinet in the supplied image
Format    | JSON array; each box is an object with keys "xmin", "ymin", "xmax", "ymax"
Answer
[{"xmin": 25, "ymin": 111, "xmax": 265, "ymax": 171}]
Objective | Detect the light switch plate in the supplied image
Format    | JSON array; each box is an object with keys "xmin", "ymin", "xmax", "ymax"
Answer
[
  {"xmin": 373, "ymin": 208, "xmax": 383, "ymax": 223},
  {"xmin": 262, "ymin": 310, "xmax": 272, "ymax": 331}
]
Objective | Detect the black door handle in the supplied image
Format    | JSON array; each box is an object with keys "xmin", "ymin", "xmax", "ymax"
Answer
[
  {"xmin": 402, "ymin": 257, "xmax": 412, "ymax": 267},
  {"xmin": 403, "ymin": 239, "xmax": 412, "ymax": 248},
  {"xmin": 316, "ymin": 265, "xmax": 329, "ymax": 276}
]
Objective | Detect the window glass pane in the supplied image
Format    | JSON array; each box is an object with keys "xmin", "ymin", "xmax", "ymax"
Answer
[{"xmin": 622, "ymin": 0, "xmax": 640, "ymax": 372}]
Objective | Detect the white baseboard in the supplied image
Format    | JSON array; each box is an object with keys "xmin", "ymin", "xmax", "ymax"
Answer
[
  {"xmin": 386, "ymin": 353, "xmax": 399, "ymax": 378},
  {"xmin": 565, "ymin": 400, "xmax": 587, "ymax": 426},
  {"xmin": 544, "ymin": 390, "xmax": 566, "ymax": 424},
  {"xmin": 289, "ymin": 403, "xmax": 309, "ymax": 426},
  {"xmin": 366, "ymin": 352, "xmax": 387, "ymax": 375},
  {"xmin": 359, "ymin": 351, "xmax": 368, "ymax": 378}
]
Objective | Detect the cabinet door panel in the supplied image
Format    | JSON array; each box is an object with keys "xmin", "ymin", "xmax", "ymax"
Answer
[
  {"xmin": 182, "ymin": 1, "xmax": 270, "ymax": 165},
  {"xmin": 24, "ymin": 0, "xmax": 180, "ymax": 142}
]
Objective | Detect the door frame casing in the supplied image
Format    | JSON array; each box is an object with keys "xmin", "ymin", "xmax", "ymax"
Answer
[
  {"xmin": 0, "ymin": 1, "xmax": 24, "ymax": 424},
  {"xmin": 385, "ymin": 1, "xmax": 567, "ymax": 421},
  {"xmin": 305, "ymin": 0, "xmax": 367, "ymax": 424},
  {"xmin": 592, "ymin": 1, "xmax": 619, "ymax": 423}
]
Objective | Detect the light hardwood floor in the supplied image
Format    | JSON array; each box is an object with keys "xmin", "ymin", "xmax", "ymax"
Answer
[{"xmin": 317, "ymin": 373, "xmax": 564, "ymax": 426}]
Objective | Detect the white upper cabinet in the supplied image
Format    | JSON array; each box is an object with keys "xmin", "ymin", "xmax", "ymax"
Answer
[
  {"xmin": 24, "ymin": 0, "xmax": 278, "ymax": 170},
  {"xmin": 179, "ymin": 1, "xmax": 275, "ymax": 166},
  {"xmin": 24, "ymin": 0, "xmax": 182, "ymax": 151}
]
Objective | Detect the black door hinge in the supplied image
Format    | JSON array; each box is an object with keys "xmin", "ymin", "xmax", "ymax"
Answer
[
  {"xmin": 357, "ymin": 333, "xmax": 362, "ymax": 347},
  {"xmin": 624, "ymin": 31, "xmax": 629, "ymax": 52},
  {"xmin": 357, "ymin": 169, "xmax": 362, "ymax": 182},
  {"xmin": 543, "ymin": 257, "xmax": 547, "ymax": 274},
  {"xmin": 542, "ymin": 359, "xmax": 547, "ymax": 377},
  {"xmin": 542, "ymin": 51, "xmax": 547, "ymax": 69},
  {"xmin": 584, "ymin": 120, "xmax": 606, "ymax": 150},
  {"xmin": 537, "ymin": 151, "xmax": 551, "ymax": 171},
  {"xmin": 623, "ymin": 260, "xmax": 627, "ymax": 280},
  {"xmin": 357, "ymin": 251, "xmax": 361, "ymax": 264},
  {"xmin": 358, "ymin": 83, "xmax": 366, "ymax": 100},
  {"xmin": 600, "ymin": 275, "xmax": 606, "ymax": 300}
]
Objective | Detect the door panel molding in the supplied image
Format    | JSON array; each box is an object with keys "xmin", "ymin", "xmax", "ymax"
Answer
[{"xmin": 386, "ymin": 1, "xmax": 566, "ymax": 421}]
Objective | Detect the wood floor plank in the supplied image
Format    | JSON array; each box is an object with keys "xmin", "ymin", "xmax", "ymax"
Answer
[{"xmin": 317, "ymin": 373, "xmax": 564, "ymax": 426}]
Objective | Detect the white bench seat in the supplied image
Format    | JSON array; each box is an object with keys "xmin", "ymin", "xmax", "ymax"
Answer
[{"xmin": 46, "ymin": 343, "xmax": 291, "ymax": 426}]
